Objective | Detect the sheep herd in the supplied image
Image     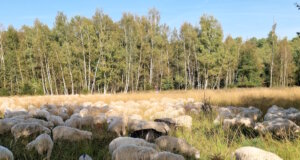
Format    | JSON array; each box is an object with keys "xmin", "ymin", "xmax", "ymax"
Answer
[{"xmin": 0, "ymin": 97, "xmax": 297, "ymax": 159}]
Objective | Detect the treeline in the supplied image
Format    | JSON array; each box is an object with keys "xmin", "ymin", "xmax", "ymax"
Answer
[{"xmin": 0, "ymin": 9, "xmax": 300, "ymax": 95}]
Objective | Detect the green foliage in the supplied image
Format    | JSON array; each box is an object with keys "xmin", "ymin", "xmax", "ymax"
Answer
[
  {"xmin": 0, "ymin": 9, "xmax": 299, "ymax": 95},
  {"xmin": 161, "ymin": 78, "xmax": 174, "ymax": 90},
  {"xmin": 237, "ymin": 41, "xmax": 263, "ymax": 87}
]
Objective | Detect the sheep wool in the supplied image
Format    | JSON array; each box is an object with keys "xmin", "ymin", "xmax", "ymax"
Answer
[
  {"xmin": 26, "ymin": 133, "xmax": 53, "ymax": 160},
  {"xmin": 155, "ymin": 136, "xmax": 200, "ymax": 159},
  {"xmin": 79, "ymin": 154, "xmax": 93, "ymax": 160},
  {"xmin": 11, "ymin": 122, "xmax": 51, "ymax": 140},
  {"xmin": 107, "ymin": 117, "xmax": 127, "ymax": 136},
  {"xmin": 53, "ymin": 126, "xmax": 92, "ymax": 142},
  {"xmin": 233, "ymin": 146, "xmax": 282, "ymax": 160},
  {"xmin": 112, "ymin": 144, "xmax": 158, "ymax": 160},
  {"xmin": 0, "ymin": 145, "xmax": 14, "ymax": 160},
  {"xmin": 109, "ymin": 137, "xmax": 158, "ymax": 154},
  {"xmin": 152, "ymin": 152, "xmax": 185, "ymax": 160}
]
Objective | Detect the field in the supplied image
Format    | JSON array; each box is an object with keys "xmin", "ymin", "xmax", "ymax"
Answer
[{"xmin": 1, "ymin": 87, "xmax": 300, "ymax": 160}]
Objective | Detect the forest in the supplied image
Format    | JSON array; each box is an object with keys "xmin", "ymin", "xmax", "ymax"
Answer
[{"xmin": 0, "ymin": 8, "xmax": 300, "ymax": 96}]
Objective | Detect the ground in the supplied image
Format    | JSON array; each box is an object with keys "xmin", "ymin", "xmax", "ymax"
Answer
[{"xmin": 0, "ymin": 87, "xmax": 300, "ymax": 159}]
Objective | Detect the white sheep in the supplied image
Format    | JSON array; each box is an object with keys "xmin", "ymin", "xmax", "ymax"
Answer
[
  {"xmin": 46, "ymin": 115, "xmax": 64, "ymax": 126},
  {"xmin": 0, "ymin": 118, "xmax": 22, "ymax": 134},
  {"xmin": 29, "ymin": 109, "xmax": 51, "ymax": 120},
  {"xmin": 109, "ymin": 137, "xmax": 158, "ymax": 154},
  {"xmin": 233, "ymin": 146, "xmax": 282, "ymax": 160},
  {"xmin": 223, "ymin": 117, "xmax": 254, "ymax": 129},
  {"xmin": 24, "ymin": 118, "xmax": 54, "ymax": 128},
  {"xmin": 65, "ymin": 115, "xmax": 94, "ymax": 129},
  {"xmin": 254, "ymin": 118, "xmax": 300, "ymax": 137},
  {"xmin": 174, "ymin": 115, "xmax": 193, "ymax": 129},
  {"xmin": 26, "ymin": 133, "xmax": 53, "ymax": 160},
  {"xmin": 152, "ymin": 152, "xmax": 185, "ymax": 160},
  {"xmin": 52, "ymin": 126, "xmax": 92, "ymax": 142},
  {"xmin": 0, "ymin": 145, "xmax": 14, "ymax": 160},
  {"xmin": 11, "ymin": 122, "xmax": 51, "ymax": 140},
  {"xmin": 107, "ymin": 116, "xmax": 127, "ymax": 136},
  {"xmin": 4, "ymin": 110, "xmax": 28, "ymax": 118},
  {"xmin": 112, "ymin": 144, "xmax": 158, "ymax": 160},
  {"xmin": 79, "ymin": 154, "xmax": 93, "ymax": 160},
  {"xmin": 155, "ymin": 136, "xmax": 200, "ymax": 159}
]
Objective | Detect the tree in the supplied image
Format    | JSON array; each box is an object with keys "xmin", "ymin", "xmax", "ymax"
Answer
[
  {"xmin": 198, "ymin": 15, "xmax": 223, "ymax": 89},
  {"xmin": 237, "ymin": 41, "xmax": 262, "ymax": 87}
]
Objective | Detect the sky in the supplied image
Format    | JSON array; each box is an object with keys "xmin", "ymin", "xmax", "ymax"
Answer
[{"xmin": 0, "ymin": 0, "xmax": 300, "ymax": 39}]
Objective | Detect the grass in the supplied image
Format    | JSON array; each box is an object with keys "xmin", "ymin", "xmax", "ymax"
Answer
[
  {"xmin": 1, "ymin": 87, "xmax": 300, "ymax": 159},
  {"xmin": 1, "ymin": 87, "xmax": 300, "ymax": 113}
]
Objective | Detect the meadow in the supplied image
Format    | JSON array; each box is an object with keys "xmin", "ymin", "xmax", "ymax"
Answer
[{"xmin": 1, "ymin": 87, "xmax": 300, "ymax": 160}]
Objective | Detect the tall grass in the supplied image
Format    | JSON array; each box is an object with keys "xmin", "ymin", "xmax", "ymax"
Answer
[{"xmin": 1, "ymin": 87, "xmax": 300, "ymax": 113}]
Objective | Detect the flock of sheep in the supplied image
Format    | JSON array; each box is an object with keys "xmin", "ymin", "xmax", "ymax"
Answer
[{"xmin": 0, "ymin": 97, "xmax": 298, "ymax": 159}]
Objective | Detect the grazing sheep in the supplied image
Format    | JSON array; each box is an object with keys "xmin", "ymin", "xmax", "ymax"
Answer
[
  {"xmin": 46, "ymin": 115, "xmax": 64, "ymax": 126},
  {"xmin": 214, "ymin": 106, "xmax": 262, "ymax": 125},
  {"xmin": 26, "ymin": 133, "xmax": 53, "ymax": 160},
  {"xmin": 233, "ymin": 146, "xmax": 282, "ymax": 160},
  {"xmin": 174, "ymin": 115, "xmax": 193, "ymax": 129},
  {"xmin": 0, "ymin": 118, "xmax": 22, "ymax": 134},
  {"xmin": 109, "ymin": 137, "xmax": 158, "ymax": 154},
  {"xmin": 223, "ymin": 117, "xmax": 254, "ymax": 129},
  {"xmin": 128, "ymin": 120, "xmax": 170, "ymax": 135},
  {"xmin": 11, "ymin": 123, "xmax": 51, "ymax": 140},
  {"xmin": 4, "ymin": 110, "xmax": 28, "ymax": 118},
  {"xmin": 155, "ymin": 136, "xmax": 200, "ymax": 159},
  {"xmin": 65, "ymin": 115, "xmax": 94, "ymax": 129},
  {"xmin": 152, "ymin": 152, "xmax": 185, "ymax": 160},
  {"xmin": 107, "ymin": 116, "xmax": 127, "ymax": 136},
  {"xmin": 29, "ymin": 109, "xmax": 50, "ymax": 120},
  {"xmin": 154, "ymin": 118, "xmax": 177, "ymax": 129},
  {"xmin": 24, "ymin": 118, "xmax": 54, "ymax": 128},
  {"xmin": 79, "ymin": 154, "xmax": 92, "ymax": 160},
  {"xmin": 93, "ymin": 114, "xmax": 106, "ymax": 126},
  {"xmin": 254, "ymin": 118, "xmax": 300, "ymax": 137},
  {"xmin": 128, "ymin": 120, "xmax": 170, "ymax": 142},
  {"xmin": 0, "ymin": 145, "xmax": 14, "ymax": 160},
  {"xmin": 52, "ymin": 126, "xmax": 92, "ymax": 142},
  {"xmin": 112, "ymin": 144, "xmax": 158, "ymax": 160}
]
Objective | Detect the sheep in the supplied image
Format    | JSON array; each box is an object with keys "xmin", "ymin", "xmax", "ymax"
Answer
[
  {"xmin": 233, "ymin": 146, "xmax": 282, "ymax": 160},
  {"xmin": 11, "ymin": 122, "xmax": 51, "ymax": 140},
  {"xmin": 174, "ymin": 115, "xmax": 193, "ymax": 129},
  {"xmin": 4, "ymin": 110, "xmax": 29, "ymax": 118},
  {"xmin": 152, "ymin": 152, "xmax": 185, "ymax": 160},
  {"xmin": 29, "ymin": 109, "xmax": 50, "ymax": 120},
  {"xmin": 237, "ymin": 106, "xmax": 262, "ymax": 121},
  {"xmin": 0, "ymin": 145, "xmax": 14, "ymax": 160},
  {"xmin": 0, "ymin": 118, "xmax": 22, "ymax": 134},
  {"xmin": 112, "ymin": 144, "xmax": 158, "ymax": 160},
  {"xmin": 46, "ymin": 115, "xmax": 64, "ymax": 126},
  {"xmin": 93, "ymin": 114, "xmax": 106, "ymax": 126},
  {"xmin": 107, "ymin": 116, "xmax": 127, "ymax": 136},
  {"xmin": 79, "ymin": 154, "xmax": 93, "ymax": 160},
  {"xmin": 223, "ymin": 117, "xmax": 254, "ymax": 129},
  {"xmin": 254, "ymin": 118, "xmax": 300, "ymax": 137},
  {"xmin": 26, "ymin": 133, "xmax": 53, "ymax": 160},
  {"xmin": 155, "ymin": 136, "xmax": 200, "ymax": 159},
  {"xmin": 109, "ymin": 137, "xmax": 158, "ymax": 154},
  {"xmin": 65, "ymin": 115, "xmax": 94, "ymax": 129},
  {"xmin": 24, "ymin": 118, "xmax": 54, "ymax": 128},
  {"xmin": 52, "ymin": 126, "xmax": 92, "ymax": 142}
]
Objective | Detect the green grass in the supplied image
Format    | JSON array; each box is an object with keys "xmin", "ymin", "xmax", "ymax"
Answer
[{"xmin": 1, "ymin": 112, "xmax": 300, "ymax": 159}]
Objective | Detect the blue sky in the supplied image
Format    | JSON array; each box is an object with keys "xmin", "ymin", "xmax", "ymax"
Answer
[{"xmin": 0, "ymin": 0, "xmax": 299, "ymax": 39}]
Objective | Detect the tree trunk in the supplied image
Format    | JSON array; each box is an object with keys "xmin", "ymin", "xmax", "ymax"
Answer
[{"xmin": 80, "ymin": 28, "xmax": 87, "ymax": 89}]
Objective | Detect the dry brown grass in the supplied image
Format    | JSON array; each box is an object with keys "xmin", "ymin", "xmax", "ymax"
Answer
[{"xmin": 1, "ymin": 87, "xmax": 300, "ymax": 113}]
